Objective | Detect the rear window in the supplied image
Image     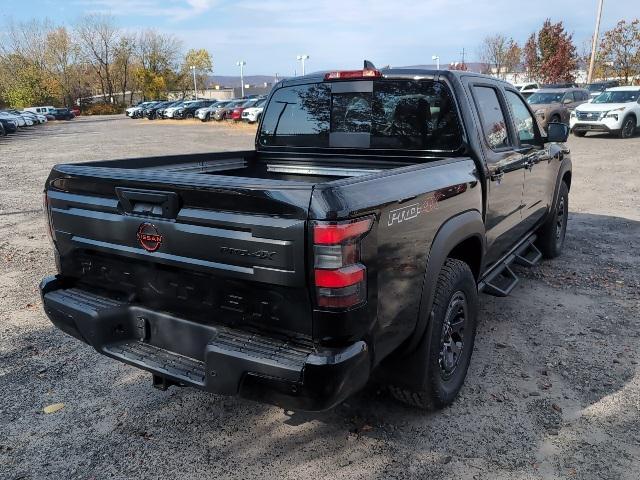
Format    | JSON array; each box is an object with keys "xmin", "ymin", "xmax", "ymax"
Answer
[{"xmin": 258, "ymin": 80, "xmax": 462, "ymax": 151}]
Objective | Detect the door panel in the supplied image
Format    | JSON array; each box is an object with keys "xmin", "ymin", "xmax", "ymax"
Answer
[
  {"xmin": 469, "ymin": 84, "xmax": 526, "ymax": 266},
  {"xmin": 504, "ymin": 90, "xmax": 555, "ymax": 232}
]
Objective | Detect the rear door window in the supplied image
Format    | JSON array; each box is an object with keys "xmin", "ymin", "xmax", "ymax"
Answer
[{"xmin": 472, "ymin": 86, "xmax": 511, "ymax": 150}]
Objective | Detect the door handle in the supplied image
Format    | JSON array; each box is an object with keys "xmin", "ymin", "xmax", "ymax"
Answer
[
  {"xmin": 490, "ymin": 170, "xmax": 504, "ymax": 183},
  {"xmin": 116, "ymin": 187, "xmax": 179, "ymax": 218}
]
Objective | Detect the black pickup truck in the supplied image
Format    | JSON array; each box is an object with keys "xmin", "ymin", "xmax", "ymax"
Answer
[{"xmin": 40, "ymin": 66, "xmax": 572, "ymax": 411}]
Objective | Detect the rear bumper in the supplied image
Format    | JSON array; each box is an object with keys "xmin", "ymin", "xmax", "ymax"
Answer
[{"xmin": 40, "ymin": 276, "xmax": 370, "ymax": 411}]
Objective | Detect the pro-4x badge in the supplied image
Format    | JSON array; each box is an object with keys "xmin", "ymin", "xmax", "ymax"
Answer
[{"xmin": 136, "ymin": 223, "xmax": 163, "ymax": 252}]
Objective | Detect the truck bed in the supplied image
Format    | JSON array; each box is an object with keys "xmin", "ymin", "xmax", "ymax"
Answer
[{"xmin": 74, "ymin": 150, "xmax": 416, "ymax": 184}]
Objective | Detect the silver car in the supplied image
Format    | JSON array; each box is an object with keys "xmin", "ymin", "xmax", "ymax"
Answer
[{"xmin": 196, "ymin": 101, "xmax": 229, "ymax": 122}]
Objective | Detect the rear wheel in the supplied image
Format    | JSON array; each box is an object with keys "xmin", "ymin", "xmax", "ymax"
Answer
[
  {"xmin": 536, "ymin": 181, "xmax": 568, "ymax": 259},
  {"xmin": 389, "ymin": 258, "xmax": 478, "ymax": 410},
  {"xmin": 619, "ymin": 116, "xmax": 636, "ymax": 139}
]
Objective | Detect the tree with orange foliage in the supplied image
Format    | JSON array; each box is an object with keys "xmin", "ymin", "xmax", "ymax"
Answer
[{"xmin": 523, "ymin": 19, "xmax": 577, "ymax": 84}]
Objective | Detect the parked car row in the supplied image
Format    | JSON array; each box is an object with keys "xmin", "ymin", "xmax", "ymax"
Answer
[
  {"xmin": 125, "ymin": 97, "xmax": 267, "ymax": 124},
  {"xmin": 0, "ymin": 106, "xmax": 75, "ymax": 138},
  {"xmin": 513, "ymin": 81, "xmax": 639, "ymax": 138}
]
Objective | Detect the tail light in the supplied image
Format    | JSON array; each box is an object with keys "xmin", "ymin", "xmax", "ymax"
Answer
[{"xmin": 312, "ymin": 217, "xmax": 373, "ymax": 308}]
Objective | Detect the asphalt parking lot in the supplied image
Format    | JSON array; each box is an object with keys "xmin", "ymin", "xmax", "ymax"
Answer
[{"xmin": 1, "ymin": 115, "xmax": 639, "ymax": 480}]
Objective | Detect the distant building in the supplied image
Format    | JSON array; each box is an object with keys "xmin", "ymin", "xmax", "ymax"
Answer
[
  {"xmin": 167, "ymin": 82, "xmax": 274, "ymax": 101},
  {"xmin": 232, "ymin": 82, "xmax": 274, "ymax": 98}
]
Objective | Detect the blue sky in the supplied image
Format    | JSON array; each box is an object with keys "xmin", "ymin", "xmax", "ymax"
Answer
[{"xmin": 1, "ymin": 0, "xmax": 637, "ymax": 75}]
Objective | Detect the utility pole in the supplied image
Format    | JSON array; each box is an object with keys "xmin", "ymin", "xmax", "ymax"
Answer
[
  {"xmin": 460, "ymin": 48, "xmax": 466, "ymax": 65},
  {"xmin": 236, "ymin": 61, "xmax": 246, "ymax": 97},
  {"xmin": 190, "ymin": 65, "xmax": 197, "ymax": 99},
  {"xmin": 587, "ymin": 0, "xmax": 604, "ymax": 84},
  {"xmin": 432, "ymin": 55, "xmax": 440, "ymax": 70}
]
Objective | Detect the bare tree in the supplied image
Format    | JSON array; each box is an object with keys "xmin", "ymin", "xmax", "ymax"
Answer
[
  {"xmin": 113, "ymin": 35, "xmax": 136, "ymax": 103},
  {"xmin": 76, "ymin": 14, "xmax": 119, "ymax": 102},
  {"xmin": 135, "ymin": 30, "xmax": 182, "ymax": 99},
  {"xmin": 599, "ymin": 19, "xmax": 640, "ymax": 84},
  {"xmin": 479, "ymin": 35, "xmax": 519, "ymax": 79},
  {"xmin": 45, "ymin": 27, "xmax": 81, "ymax": 106},
  {"xmin": 0, "ymin": 19, "xmax": 59, "ymax": 106}
]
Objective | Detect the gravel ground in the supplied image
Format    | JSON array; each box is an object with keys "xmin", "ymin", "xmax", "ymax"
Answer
[{"xmin": 1, "ymin": 116, "xmax": 639, "ymax": 480}]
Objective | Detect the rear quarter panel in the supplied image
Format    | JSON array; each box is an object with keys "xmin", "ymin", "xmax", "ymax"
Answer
[{"xmin": 310, "ymin": 158, "xmax": 482, "ymax": 361}]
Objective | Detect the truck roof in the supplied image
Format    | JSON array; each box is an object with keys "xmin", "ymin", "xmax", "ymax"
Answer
[
  {"xmin": 607, "ymin": 86, "xmax": 640, "ymax": 92},
  {"xmin": 278, "ymin": 68, "xmax": 511, "ymax": 89}
]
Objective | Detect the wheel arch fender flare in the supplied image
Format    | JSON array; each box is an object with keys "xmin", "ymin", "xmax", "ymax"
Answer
[
  {"xmin": 407, "ymin": 209, "xmax": 485, "ymax": 353},
  {"xmin": 623, "ymin": 111, "xmax": 637, "ymax": 126},
  {"xmin": 551, "ymin": 157, "xmax": 572, "ymax": 216},
  {"xmin": 376, "ymin": 209, "xmax": 485, "ymax": 390}
]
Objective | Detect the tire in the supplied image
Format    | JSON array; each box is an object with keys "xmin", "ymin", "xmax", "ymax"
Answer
[
  {"xmin": 550, "ymin": 114, "xmax": 561, "ymax": 124},
  {"xmin": 536, "ymin": 181, "xmax": 569, "ymax": 259},
  {"xmin": 572, "ymin": 130, "xmax": 587, "ymax": 137},
  {"xmin": 389, "ymin": 258, "xmax": 478, "ymax": 410},
  {"xmin": 186, "ymin": 113, "xmax": 194, "ymax": 119},
  {"xmin": 619, "ymin": 116, "xmax": 636, "ymax": 139}
]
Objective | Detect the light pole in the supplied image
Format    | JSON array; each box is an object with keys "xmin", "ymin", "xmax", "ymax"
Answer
[
  {"xmin": 190, "ymin": 65, "xmax": 197, "ymax": 100},
  {"xmin": 432, "ymin": 55, "xmax": 440, "ymax": 70},
  {"xmin": 297, "ymin": 54, "xmax": 309, "ymax": 76},
  {"xmin": 236, "ymin": 60, "xmax": 246, "ymax": 97}
]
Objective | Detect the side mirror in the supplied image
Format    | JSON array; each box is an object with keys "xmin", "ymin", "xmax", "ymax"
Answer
[{"xmin": 547, "ymin": 122, "xmax": 569, "ymax": 142}]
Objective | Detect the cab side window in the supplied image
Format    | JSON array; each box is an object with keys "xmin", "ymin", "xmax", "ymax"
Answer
[
  {"xmin": 472, "ymin": 86, "xmax": 511, "ymax": 150},
  {"xmin": 505, "ymin": 91, "xmax": 537, "ymax": 145}
]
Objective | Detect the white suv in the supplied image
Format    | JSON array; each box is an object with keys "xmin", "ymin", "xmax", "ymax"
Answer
[
  {"xmin": 241, "ymin": 98, "xmax": 267, "ymax": 123},
  {"xmin": 570, "ymin": 86, "xmax": 640, "ymax": 138}
]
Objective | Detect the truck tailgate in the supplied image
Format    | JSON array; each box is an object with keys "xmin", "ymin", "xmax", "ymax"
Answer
[{"xmin": 46, "ymin": 164, "xmax": 315, "ymax": 336}]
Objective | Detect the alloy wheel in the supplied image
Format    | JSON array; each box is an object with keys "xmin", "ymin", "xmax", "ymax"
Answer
[
  {"xmin": 622, "ymin": 118, "xmax": 635, "ymax": 138},
  {"xmin": 556, "ymin": 195, "xmax": 567, "ymax": 246},
  {"xmin": 439, "ymin": 291, "xmax": 467, "ymax": 379}
]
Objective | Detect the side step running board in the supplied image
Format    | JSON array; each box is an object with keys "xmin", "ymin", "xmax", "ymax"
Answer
[
  {"xmin": 514, "ymin": 239, "xmax": 542, "ymax": 267},
  {"xmin": 479, "ymin": 235, "xmax": 541, "ymax": 297},
  {"xmin": 482, "ymin": 262, "xmax": 519, "ymax": 297}
]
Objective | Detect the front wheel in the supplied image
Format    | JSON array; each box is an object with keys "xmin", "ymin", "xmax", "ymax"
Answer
[
  {"xmin": 536, "ymin": 181, "xmax": 569, "ymax": 258},
  {"xmin": 389, "ymin": 258, "xmax": 478, "ymax": 410},
  {"xmin": 619, "ymin": 116, "xmax": 636, "ymax": 138}
]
